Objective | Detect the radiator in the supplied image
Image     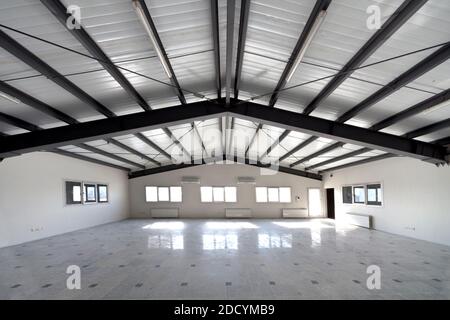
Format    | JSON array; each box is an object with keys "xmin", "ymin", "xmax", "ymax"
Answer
[
  {"xmin": 282, "ymin": 208, "xmax": 308, "ymax": 218},
  {"xmin": 225, "ymin": 208, "xmax": 252, "ymax": 218},
  {"xmin": 347, "ymin": 213, "xmax": 371, "ymax": 228},
  {"xmin": 151, "ymin": 208, "xmax": 179, "ymax": 218}
]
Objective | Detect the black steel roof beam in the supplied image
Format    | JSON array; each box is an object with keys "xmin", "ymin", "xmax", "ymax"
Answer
[
  {"xmin": 303, "ymin": 0, "xmax": 428, "ymax": 115},
  {"xmin": 1, "ymin": 100, "xmax": 446, "ymax": 163},
  {"xmin": 269, "ymin": 0, "xmax": 332, "ymax": 107},
  {"xmin": 233, "ymin": 0, "xmax": 250, "ymax": 99},
  {"xmin": 225, "ymin": 0, "xmax": 236, "ymax": 104},
  {"xmin": 258, "ymin": 129, "xmax": 290, "ymax": 161},
  {"xmin": 319, "ymin": 154, "xmax": 397, "ymax": 173},
  {"xmin": 290, "ymin": 141, "xmax": 344, "ymax": 167},
  {"xmin": 105, "ymin": 138, "xmax": 160, "ymax": 166},
  {"xmin": 244, "ymin": 123, "xmax": 262, "ymax": 157},
  {"xmin": 279, "ymin": 136, "xmax": 318, "ymax": 162},
  {"xmin": 76, "ymin": 143, "xmax": 145, "ymax": 169},
  {"xmin": 0, "ymin": 112, "xmax": 41, "ymax": 132},
  {"xmin": 370, "ymin": 89, "xmax": 450, "ymax": 131},
  {"xmin": 404, "ymin": 118, "xmax": 450, "ymax": 139},
  {"xmin": 0, "ymin": 112, "xmax": 144, "ymax": 169},
  {"xmin": 305, "ymin": 147, "xmax": 372, "ymax": 171},
  {"xmin": 307, "ymin": 118, "xmax": 450, "ymax": 170},
  {"xmin": 135, "ymin": 0, "xmax": 186, "ymax": 105},
  {"xmin": 40, "ymin": 0, "xmax": 151, "ymax": 111},
  {"xmin": 337, "ymin": 42, "xmax": 450, "ymax": 123},
  {"xmin": 134, "ymin": 132, "xmax": 172, "ymax": 160},
  {"xmin": 210, "ymin": 0, "xmax": 222, "ymax": 99},
  {"xmin": 162, "ymin": 127, "xmax": 192, "ymax": 160},
  {"xmin": 0, "ymin": 29, "xmax": 115, "ymax": 118},
  {"xmin": 53, "ymin": 149, "xmax": 130, "ymax": 172},
  {"xmin": 0, "ymin": 81, "xmax": 78, "ymax": 124}
]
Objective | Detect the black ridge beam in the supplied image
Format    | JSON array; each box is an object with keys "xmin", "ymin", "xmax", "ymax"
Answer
[
  {"xmin": 76, "ymin": 143, "xmax": 145, "ymax": 169},
  {"xmin": 319, "ymin": 154, "xmax": 397, "ymax": 173},
  {"xmin": 135, "ymin": 0, "xmax": 186, "ymax": 104},
  {"xmin": 53, "ymin": 149, "xmax": 131, "ymax": 172},
  {"xmin": 269, "ymin": 0, "xmax": 332, "ymax": 107},
  {"xmin": 105, "ymin": 138, "xmax": 160, "ymax": 166},
  {"xmin": 258, "ymin": 129, "xmax": 290, "ymax": 160},
  {"xmin": 303, "ymin": 0, "xmax": 428, "ymax": 115},
  {"xmin": 40, "ymin": 0, "xmax": 151, "ymax": 111},
  {"xmin": 0, "ymin": 29, "xmax": 115, "ymax": 118},
  {"xmin": 228, "ymin": 101, "xmax": 446, "ymax": 163},
  {"xmin": 337, "ymin": 42, "xmax": 450, "ymax": 123},
  {"xmin": 0, "ymin": 81, "xmax": 78, "ymax": 124},
  {"xmin": 0, "ymin": 101, "xmax": 224, "ymax": 158},
  {"xmin": 234, "ymin": 0, "xmax": 250, "ymax": 99},
  {"xmin": 290, "ymin": 141, "xmax": 344, "ymax": 167},
  {"xmin": 211, "ymin": 0, "xmax": 222, "ymax": 99}
]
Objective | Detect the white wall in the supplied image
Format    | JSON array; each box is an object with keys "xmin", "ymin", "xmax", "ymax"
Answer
[
  {"xmin": 0, "ymin": 152, "xmax": 130, "ymax": 248},
  {"xmin": 323, "ymin": 157, "xmax": 450, "ymax": 246},
  {"xmin": 129, "ymin": 163, "xmax": 324, "ymax": 218}
]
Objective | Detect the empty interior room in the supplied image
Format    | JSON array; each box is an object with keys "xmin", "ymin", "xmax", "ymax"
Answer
[{"xmin": 0, "ymin": 0, "xmax": 450, "ymax": 302}]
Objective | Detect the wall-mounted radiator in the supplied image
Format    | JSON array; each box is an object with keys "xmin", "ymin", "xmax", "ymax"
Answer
[
  {"xmin": 225, "ymin": 208, "xmax": 252, "ymax": 218},
  {"xmin": 346, "ymin": 213, "xmax": 371, "ymax": 228},
  {"xmin": 151, "ymin": 208, "xmax": 179, "ymax": 218},
  {"xmin": 282, "ymin": 208, "xmax": 308, "ymax": 218}
]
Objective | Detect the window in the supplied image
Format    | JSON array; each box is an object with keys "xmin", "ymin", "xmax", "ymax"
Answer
[
  {"xmin": 256, "ymin": 187, "xmax": 292, "ymax": 203},
  {"xmin": 97, "ymin": 184, "xmax": 108, "ymax": 203},
  {"xmin": 146, "ymin": 186, "xmax": 183, "ymax": 202},
  {"xmin": 170, "ymin": 186, "xmax": 182, "ymax": 202},
  {"xmin": 353, "ymin": 186, "xmax": 365, "ymax": 204},
  {"xmin": 83, "ymin": 183, "xmax": 97, "ymax": 203},
  {"xmin": 200, "ymin": 186, "xmax": 213, "ymax": 202},
  {"xmin": 146, "ymin": 186, "xmax": 158, "ymax": 202},
  {"xmin": 201, "ymin": 186, "xmax": 237, "ymax": 203},
  {"xmin": 342, "ymin": 186, "xmax": 352, "ymax": 204},
  {"xmin": 224, "ymin": 187, "xmax": 237, "ymax": 203},
  {"xmin": 213, "ymin": 187, "xmax": 224, "ymax": 202},
  {"xmin": 158, "ymin": 187, "xmax": 170, "ymax": 202},
  {"xmin": 65, "ymin": 181, "xmax": 82, "ymax": 205},
  {"xmin": 279, "ymin": 187, "xmax": 291, "ymax": 203},
  {"xmin": 268, "ymin": 188, "xmax": 279, "ymax": 202},
  {"xmin": 255, "ymin": 187, "xmax": 267, "ymax": 203},
  {"xmin": 367, "ymin": 184, "xmax": 382, "ymax": 206}
]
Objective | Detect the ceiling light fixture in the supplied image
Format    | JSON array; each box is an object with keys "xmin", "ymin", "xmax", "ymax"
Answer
[
  {"xmin": 285, "ymin": 10, "xmax": 327, "ymax": 83},
  {"xmin": 0, "ymin": 91, "xmax": 20, "ymax": 104},
  {"xmin": 132, "ymin": 0, "xmax": 172, "ymax": 79}
]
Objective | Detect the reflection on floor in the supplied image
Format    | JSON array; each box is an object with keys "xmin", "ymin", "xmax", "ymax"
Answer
[{"xmin": 1, "ymin": 219, "xmax": 449, "ymax": 299}]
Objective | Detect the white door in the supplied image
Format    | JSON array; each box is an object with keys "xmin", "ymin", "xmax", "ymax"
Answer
[{"xmin": 308, "ymin": 188, "xmax": 322, "ymax": 217}]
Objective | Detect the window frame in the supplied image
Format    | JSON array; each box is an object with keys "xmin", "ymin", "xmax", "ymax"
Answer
[
  {"xmin": 366, "ymin": 183, "xmax": 382, "ymax": 206},
  {"xmin": 224, "ymin": 186, "xmax": 237, "ymax": 203},
  {"xmin": 83, "ymin": 183, "xmax": 97, "ymax": 203},
  {"xmin": 352, "ymin": 186, "xmax": 366, "ymax": 204},
  {"xmin": 65, "ymin": 180, "xmax": 83, "ymax": 205},
  {"xmin": 146, "ymin": 186, "xmax": 183, "ymax": 202},
  {"xmin": 255, "ymin": 187, "xmax": 268, "ymax": 203},
  {"xmin": 97, "ymin": 184, "xmax": 109, "ymax": 203},
  {"xmin": 342, "ymin": 185, "xmax": 353, "ymax": 204}
]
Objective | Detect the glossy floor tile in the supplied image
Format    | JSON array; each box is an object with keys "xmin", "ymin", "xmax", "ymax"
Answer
[{"xmin": 1, "ymin": 219, "xmax": 449, "ymax": 299}]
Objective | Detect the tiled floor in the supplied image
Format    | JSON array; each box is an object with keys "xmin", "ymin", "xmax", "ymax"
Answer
[{"xmin": 1, "ymin": 219, "xmax": 449, "ymax": 300}]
